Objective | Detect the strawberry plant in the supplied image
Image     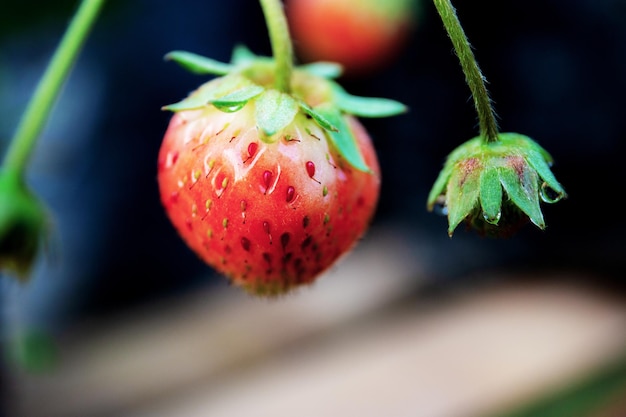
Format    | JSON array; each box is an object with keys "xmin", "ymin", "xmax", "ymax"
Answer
[
  {"xmin": 157, "ymin": 0, "xmax": 406, "ymax": 296},
  {"xmin": 426, "ymin": 0, "xmax": 566, "ymax": 237},
  {"xmin": 285, "ymin": 0, "xmax": 420, "ymax": 76},
  {"xmin": 0, "ymin": 0, "xmax": 104, "ymax": 282}
]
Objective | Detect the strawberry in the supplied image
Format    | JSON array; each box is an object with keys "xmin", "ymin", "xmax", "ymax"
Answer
[
  {"xmin": 285, "ymin": 0, "xmax": 420, "ymax": 76},
  {"xmin": 157, "ymin": 45, "xmax": 406, "ymax": 296}
]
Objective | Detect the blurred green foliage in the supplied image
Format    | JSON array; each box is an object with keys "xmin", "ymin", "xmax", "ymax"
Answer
[{"xmin": 492, "ymin": 353, "xmax": 626, "ymax": 417}]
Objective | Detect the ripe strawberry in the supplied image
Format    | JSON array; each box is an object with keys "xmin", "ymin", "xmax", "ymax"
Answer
[
  {"xmin": 157, "ymin": 46, "xmax": 405, "ymax": 296},
  {"xmin": 285, "ymin": 0, "xmax": 420, "ymax": 76}
]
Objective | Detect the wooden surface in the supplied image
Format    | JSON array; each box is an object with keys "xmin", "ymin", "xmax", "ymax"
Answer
[{"xmin": 5, "ymin": 224, "xmax": 626, "ymax": 417}]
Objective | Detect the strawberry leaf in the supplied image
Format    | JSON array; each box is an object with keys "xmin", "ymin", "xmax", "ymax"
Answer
[
  {"xmin": 314, "ymin": 104, "xmax": 370, "ymax": 172},
  {"xmin": 255, "ymin": 90, "xmax": 299, "ymax": 136},
  {"xmin": 331, "ymin": 83, "xmax": 407, "ymax": 117},
  {"xmin": 165, "ymin": 51, "xmax": 232, "ymax": 75}
]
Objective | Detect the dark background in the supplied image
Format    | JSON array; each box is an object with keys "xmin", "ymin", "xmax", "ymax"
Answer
[{"xmin": 1, "ymin": 0, "xmax": 624, "ymax": 330}]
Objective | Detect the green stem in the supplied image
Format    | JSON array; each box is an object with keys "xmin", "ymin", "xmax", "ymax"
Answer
[
  {"xmin": 2, "ymin": 0, "xmax": 106, "ymax": 177},
  {"xmin": 433, "ymin": 0, "xmax": 499, "ymax": 143},
  {"xmin": 259, "ymin": 0, "xmax": 293, "ymax": 94}
]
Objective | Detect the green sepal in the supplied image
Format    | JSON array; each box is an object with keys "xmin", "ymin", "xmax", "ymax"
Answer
[
  {"xmin": 298, "ymin": 62, "xmax": 343, "ymax": 79},
  {"xmin": 297, "ymin": 101, "xmax": 338, "ymax": 132},
  {"xmin": 498, "ymin": 162, "xmax": 545, "ymax": 229},
  {"xmin": 212, "ymin": 85, "xmax": 265, "ymax": 112},
  {"xmin": 255, "ymin": 89, "xmax": 299, "ymax": 137},
  {"xmin": 446, "ymin": 159, "xmax": 482, "ymax": 236},
  {"xmin": 314, "ymin": 104, "xmax": 370, "ymax": 172},
  {"xmin": 524, "ymin": 148, "xmax": 566, "ymax": 203},
  {"xmin": 162, "ymin": 75, "xmax": 258, "ymax": 111},
  {"xmin": 230, "ymin": 44, "xmax": 258, "ymax": 66},
  {"xmin": 0, "ymin": 171, "xmax": 49, "ymax": 282},
  {"xmin": 479, "ymin": 168, "xmax": 502, "ymax": 224},
  {"xmin": 330, "ymin": 83, "xmax": 407, "ymax": 118},
  {"xmin": 426, "ymin": 163, "xmax": 453, "ymax": 210},
  {"xmin": 164, "ymin": 50, "xmax": 233, "ymax": 75}
]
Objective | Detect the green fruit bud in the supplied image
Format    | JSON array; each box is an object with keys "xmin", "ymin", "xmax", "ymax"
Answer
[
  {"xmin": 0, "ymin": 170, "xmax": 49, "ymax": 282},
  {"xmin": 427, "ymin": 133, "xmax": 566, "ymax": 237}
]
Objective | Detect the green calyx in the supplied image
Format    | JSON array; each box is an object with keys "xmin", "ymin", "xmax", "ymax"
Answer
[
  {"xmin": 162, "ymin": 46, "xmax": 407, "ymax": 172},
  {"xmin": 0, "ymin": 170, "xmax": 49, "ymax": 281},
  {"xmin": 427, "ymin": 133, "xmax": 567, "ymax": 237}
]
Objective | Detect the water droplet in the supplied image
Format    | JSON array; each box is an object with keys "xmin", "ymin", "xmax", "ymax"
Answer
[
  {"xmin": 286, "ymin": 186, "xmax": 295, "ymax": 203},
  {"xmin": 432, "ymin": 196, "xmax": 448, "ymax": 216},
  {"xmin": 482, "ymin": 211, "xmax": 501, "ymax": 225},
  {"xmin": 214, "ymin": 102, "xmax": 245, "ymax": 113},
  {"xmin": 540, "ymin": 182, "xmax": 564, "ymax": 203}
]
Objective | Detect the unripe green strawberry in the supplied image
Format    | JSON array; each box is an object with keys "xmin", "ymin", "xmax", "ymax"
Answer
[{"xmin": 158, "ymin": 47, "xmax": 405, "ymax": 296}]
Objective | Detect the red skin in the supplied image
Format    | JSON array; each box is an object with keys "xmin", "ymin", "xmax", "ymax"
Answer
[
  {"xmin": 285, "ymin": 0, "xmax": 414, "ymax": 75},
  {"xmin": 157, "ymin": 103, "xmax": 380, "ymax": 296}
]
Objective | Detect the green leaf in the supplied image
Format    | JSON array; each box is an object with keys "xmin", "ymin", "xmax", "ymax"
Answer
[
  {"xmin": 331, "ymin": 83, "xmax": 407, "ymax": 117},
  {"xmin": 479, "ymin": 168, "xmax": 503, "ymax": 224},
  {"xmin": 499, "ymin": 164, "xmax": 545, "ymax": 229},
  {"xmin": 299, "ymin": 62, "xmax": 343, "ymax": 79},
  {"xmin": 314, "ymin": 104, "xmax": 370, "ymax": 172},
  {"xmin": 165, "ymin": 50, "xmax": 232, "ymax": 75},
  {"xmin": 298, "ymin": 101, "xmax": 338, "ymax": 131},
  {"xmin": 212, "ymin": 85, "xmax": 264, "ymax": 112},
  {"xmin": 255, "ymin": 89, "xmax": 299, "ymax": 136}
]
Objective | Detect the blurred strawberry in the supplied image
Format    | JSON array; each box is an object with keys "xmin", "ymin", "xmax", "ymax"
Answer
[{"xmin": 285, "ymin": 0, "xmax": 420, "ymax": 76}]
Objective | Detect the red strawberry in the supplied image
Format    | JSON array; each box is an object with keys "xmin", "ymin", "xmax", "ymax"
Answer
[
  {"xmin": 285, "ymin": 0, "xmax": 420, "ymax": 76},
  {"xmin": 158, "ymin": 46, "xmax": 405, "ymax": 296}
]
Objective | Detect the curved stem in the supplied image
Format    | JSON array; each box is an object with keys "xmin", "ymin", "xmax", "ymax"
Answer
[
  {"xmin": 433, "ymin": 0, "xmax": 499, "ymax": 143},
  {"xmin": 2, "ymin": 0, "xmax": 106, "ymax": 177},
  {"xmin": 259, "ymin": 0, "xmax": 293, "ymax": 94}
]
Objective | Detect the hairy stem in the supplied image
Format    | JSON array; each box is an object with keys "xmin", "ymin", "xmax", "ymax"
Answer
[
  {"xmin": 259, "ymin": 0, "xmax": 293, "ymax": 94},
  {"xmin": 3, "ymin": 0, "xmax": 106, "ymax": 176},
  {"xmin": 433, "ymin": 0, "xmax": 499, "ymax": 143}
]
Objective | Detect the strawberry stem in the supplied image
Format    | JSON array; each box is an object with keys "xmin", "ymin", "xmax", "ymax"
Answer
[
  {"xmin": 2, "ymin": 0, "xmax": 105, "ymax": 177},
  {"xmin": 433, "ymin": 0, "xmax": 499, "ymax": 143},
  {"xmin": 259, "ymin": 0, "xmax": 293, "ymax": 94}
]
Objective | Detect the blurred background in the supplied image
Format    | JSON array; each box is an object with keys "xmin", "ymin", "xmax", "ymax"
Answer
[{"xmin": 1, "ymin": 0, "xmax": 625, "ymax": 416}]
